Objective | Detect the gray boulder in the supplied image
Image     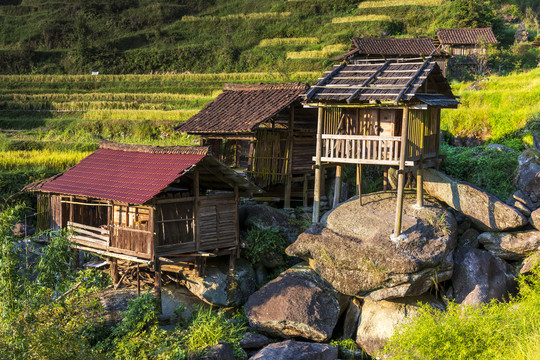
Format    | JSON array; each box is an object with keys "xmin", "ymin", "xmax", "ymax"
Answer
[
  {"xmin": 240, "ymin": 332, "xmax": 272, "ymax": 350},
  {"xmin": 452, "ymin": 247, "xmax": 517, "ymax": 305},
  {"xmin": 513, "ymin": 190, "xmax": 537, "ymax": 211},
  {"xmin": 341, "ymin": 298, "xmax": 362, "ymax": 340},
  {"xmin": 356, "ymin": 295, "xmax": 445, "ymax": 358},
  {"xmin": 458, "ymin": 228, "xmax": 480, "ymax": 249},
  {"xmin": 200, "ymin": 342, "xmax": 235, "ymax": 360},
  {"xmin": 423, "ymin": 168, "xmax": 527, "ymax": 231},
  {"xmin": 478, "ymin": 231, "xmax": 540, "ymax": 260},
  {"xmin": 12, "ymin": 222, "xmax": 35, "ymax": 237},
  {"xmin": 249, "ymin": 340, "xmax": 338, "ymax": 360},
  {"xmin": 183, "ymin": 258, "xmax": 256, "ymax": 307},
  {"xmin": 486, "ymin": 144, "xmax": 516, "ymax": 153},
  {"xmin": 508, "ymin": 199, "xmax": 531, "ymax": 217},
  {"xmin": 520, "ymin": 251, "xmax": 540, "ymax": 274},
  {"xmin": 287, "ymin": 192, "xmax": 457, "ymax": 301},
  {"xmin": 244, "ymin": 264, "xmax": 344, "ymax": 342},
  {"xmin": 516, "ymin": 150, "xmax": 540, "ymax": 201}
]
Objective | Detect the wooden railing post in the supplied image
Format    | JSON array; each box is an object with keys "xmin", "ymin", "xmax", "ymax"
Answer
[
  {"xmin": 394, "ymin": 106, "xmax": 409, "ymax": 238},
  {"xmin": 313, "ymin": 106, "xmax": 324, "ymax": 223}
]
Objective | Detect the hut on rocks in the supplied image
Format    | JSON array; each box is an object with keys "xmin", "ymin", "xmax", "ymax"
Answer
[
  {"xmin": 175, "ymin": 83, "xmax": 318, "ymax": 208},
  {"xmin": 24, "ymin": 141, "xmax": 260, "ymax": 300},
  {"xmin": 304, "ymin": 58, "xmax": 458, "ymax": 237}
]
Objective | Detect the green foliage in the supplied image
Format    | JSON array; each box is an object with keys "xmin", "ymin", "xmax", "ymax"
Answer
[
  {"xmin": 36, "ymin": 231, "xmax": 74, "ymax": 292},
  {"xmin": 440, "ymin": 143, "xmax": 518, "ymax": 200},
  {"xmin": 244, "ymin": 227, "xmax": 288, "ymax": 264},
  {"xmin": 383, "ymin": 261, "xmax": 540, "ymax": 360}
]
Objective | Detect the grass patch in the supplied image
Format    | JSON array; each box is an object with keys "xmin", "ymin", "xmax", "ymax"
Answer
[
  {"xmin": 0, "ymin": 150, "xmax": 90, "ymax": 172},
  {"xmin": 287, "ymin": 44, "xmax": 347, "ymax": 59},
  {"xmin": 181, "ymin": 12, "xmax": 291, "ymax": 22}
]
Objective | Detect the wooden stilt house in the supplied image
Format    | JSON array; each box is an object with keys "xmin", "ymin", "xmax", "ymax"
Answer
[
  {"xmin": 24, "ymin": 142, "xmax": 260, "ymax": 297},
  {"xmin": 304, "ymin": 58, "xmax": 458, "ymax": 237},
  {"xmin": 175, "ymin": 83, "xmax": 318, "ymax": 208},
  {"xmin": 434, "ymin": 28, "xmax": 498, "ymax": 56}
]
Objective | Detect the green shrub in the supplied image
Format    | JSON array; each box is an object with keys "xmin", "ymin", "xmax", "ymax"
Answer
[
  {"xmin": 440, "ymin": 143, "xmax": 518, "ymax": 200},
  {"xmin": 244, "ymin": 227, "xmax": 288, "ymax": 264},
  {"xmin": 383, "ymin": 259, "xmax": 540, "ymax": 360}
]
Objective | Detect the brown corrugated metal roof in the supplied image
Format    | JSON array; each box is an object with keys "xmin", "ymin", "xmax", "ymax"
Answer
[
  {"xmin": 175, "ymin": 83, "xmax": 309, "ymax": 134},
  {"xmin": 436, "ymin": 28, "xmax": 498, "ymax": 45},
  {"xmin": 305, "ymin": 59, "xmax": 457, "ymax": 106},
  {"xmin": 38, "ymin": 142, "xmax": 209, "ymax": 204},
  {"xmin": 331, "ymin": 37, "xmax": 441, "ymax": 61}
]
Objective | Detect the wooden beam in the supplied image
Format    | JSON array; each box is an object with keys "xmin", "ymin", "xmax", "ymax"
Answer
[
  {"xmin": 394, "ymin": 106, "xmax": 409, "ymax": 237},
  {"xmin": 194, "ymin": 168, "xmax": 200, "ymax": 252},
  {"xmin": 356, "ymin": 164, "xmax": 362, "ymax": 206},
  {"xmin": 284, "ymin": 105, "xmax": 294, "ymax": 208},
  {"xmin": 394, "ymin": 60, "xmax": 431, "ymax": 105},
  {"xmin": 109, "ymin": 258, "xmax": 119, "ymax": 286},
  {"xmin": 333, "ymin": 165, "xmax": 342, "ymax": 209},
  {"xmin": 313, "ymin": 107, "xmax": 324, "ymax": 223},
  {"xmin": 154, "ymin": 259, "xmax": 162, "ymax": 312},
  {"xmin": 306, "ymin": 64, "xmax": 346, "ymax": 100}
]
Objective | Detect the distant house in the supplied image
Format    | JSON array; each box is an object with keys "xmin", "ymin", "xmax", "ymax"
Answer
[
  {"xmin": 532, "ymin": 36, "xmax": 540, "ymax": 48},
  {"xmin": 434, "ymin": 27, "xmax": 498, "ymax": 56},
  {"xmin": 175, "ymin": 83, "xmax": 318, "ymax": 208},
  {"xmin": 304, "ymin": 58, "xmax": 458, "ymax": 236},
  {"xmin": 25, "ymin": 141, "xmax": 260, "ymax": 300}
]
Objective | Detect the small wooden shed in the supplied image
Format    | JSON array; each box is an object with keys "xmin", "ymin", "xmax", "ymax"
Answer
[
  {"xmin": 175, "ymin": 83, "xmax": 318, "ymax": 207},
  {"xmin": 434, "ymin": 27, "xmax": 498, "ymax": 56},
  {"xmin": 25, "ymin": 142, "xmax": 260, "ymax": 296},
  {"xmin": 304, "ymin": 58, "xmax": 458, "ymax": 237}
]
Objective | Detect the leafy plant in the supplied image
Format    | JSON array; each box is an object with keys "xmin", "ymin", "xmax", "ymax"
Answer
[{"xmin": 244, "ymin": 227, "xmax": 288, "ymax": 264}]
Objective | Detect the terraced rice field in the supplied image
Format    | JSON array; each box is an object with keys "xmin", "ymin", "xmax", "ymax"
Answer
[{"xmin": 0, "ymin": 72, "xmax": 319, "ymax": 201}]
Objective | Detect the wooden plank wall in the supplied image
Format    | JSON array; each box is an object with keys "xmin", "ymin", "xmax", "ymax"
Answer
[{"xmin": 110, "ymin": 204, "xmax": 153, "ymax": 258}]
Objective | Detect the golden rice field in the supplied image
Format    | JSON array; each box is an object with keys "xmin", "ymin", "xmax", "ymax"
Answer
[
  {"xmin": 0, "ymin": 150, "xmax": 91, "ymax": 171},
  {"xmin": 259, "ymin": 37, "xmax": 320, "ymax": 46},
  {"xmin": 181, "ymin": 12, "xmax": 291, "ymax": 22},
  {"xmin": 82, "ymin": 109, "xmax": 201, "ymax": 121},
  {"xmin": 287, "ymin": 44, "xmax": 347, "ymax": 59},
  {"xmin": 331, "ymin": 14, "xmax": 392, "ymax": 23},
  {"xmin": 358, "ymin": 0, "xmax": 444, "ymax": 8}
]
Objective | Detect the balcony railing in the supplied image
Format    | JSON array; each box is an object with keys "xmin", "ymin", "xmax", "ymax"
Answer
[{"xmin": 316, "ymin": 134, "xmax": 413, "ymax": 165}]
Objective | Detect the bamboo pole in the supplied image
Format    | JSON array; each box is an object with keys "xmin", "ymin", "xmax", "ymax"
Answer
[
  {"xmin": 333, "ymin": 165, "xmax": 342, "ymax": 209},
  {"xmin": 394, "ymin": 106, "xmax": 409, "ymax": 238},
  {"xmin": 356, "ymin": 164, "xmax": 362, "ymax": 206},
  {"xmin": 313, "ymin": 106, "xmax": 324, "ymax": 223}
]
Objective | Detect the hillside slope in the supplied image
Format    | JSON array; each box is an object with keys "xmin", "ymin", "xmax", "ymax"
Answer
[{"xmin": 0, "ymin": 0, "xmax": 528, "ymax": 74}]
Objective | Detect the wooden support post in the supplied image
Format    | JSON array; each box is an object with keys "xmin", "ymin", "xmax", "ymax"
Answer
[
  {"xmin": 194, "ymin": 169, "xmax": 200, "ymax": 251},
  {"xmin": 284, "ymin": 105, "xmax": 294, "ymax": 209},
  {"xmin": 383, "ymin": 166, "xmax": 389, "ymax": 191},
  {"xmin": 417, "ymin": 166, "xmax": 424, "ymax": 208},
  {"xmin": 313, "ymin": 106, "xmax": 324, "ymax": 223},
  {"xmin": 303, "ymin": 174, "xmax": 309, "ymax": 208},
  {"xmin": 356, "ymin": 164, "xmax": 362, "ymax": 206},
  {"xmin": 137, "ymin": 264, "xmax": 141, "ymax": 296},
  {"xmin": 234, "ymin": 184, "xmax": 240, "ymax": 255},
  {"xmin": 110, "ymin": 258, "xmax": 119, "ymax": 286},
  {"xmin": 394, "ymin": 106, "xmax": 409, "ymax": 238},
  {"xmin": 333, "ymin": 165, "xmax": 342, "ymax": 209},
  {"xmin": 229, "ymin": 250, "xmax": 236, "ymax": 272},
  {"xmin": 154, "ymin": 259, "xmax": 162, "ymax": 312}
]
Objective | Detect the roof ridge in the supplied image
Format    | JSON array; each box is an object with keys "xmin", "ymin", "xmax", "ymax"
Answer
[
  {"xmin": 98, "ymin": 141, "xmax": 210, "ymax": 155},
  {"xmin": 223, "ymin": 82, "xmax": 309, "ymax": 92}
]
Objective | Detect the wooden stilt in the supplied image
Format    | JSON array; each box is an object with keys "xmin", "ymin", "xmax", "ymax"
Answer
[
  {"xmin": 110, "ymin": 258, "xmax": 119, "ymax": 286},
  {"xmin": 284, "ymin": 105, "xmax": 294, "ymax": 209},
  {"xmin": 313, "ymin": 106, "xmax": 324, "ymax": 223},
  {"xmin": 394, "ymin": 106, "xmax": 409, "ymax": 238},
  {"xmin": 303, "ymin": 174, "xmax": 308, "ymax": 207},
  {"xmin": 333, "ymin": 165, "xmax": 342, "ymax": 209},
  {"xmin": 154, "ymin": 260, "xmax": 162, "ymax": 312},
  {"xmin": 383, "ymin": 166, "xmax": 388, "ymax": 191},
  {"xmin": 229, "ymin": 250, "xmax": 236, "ymax": 272},
  {"xmin": 417, "ymin": 165, "xmax": 424, "ymax": 208},
  {"xmin": 356, "ymin": 164, "xmax": 362, "ymax": 206},
  {"xmin": 194, "ymin": 169, "xmax": 200, "ymax": 251}
]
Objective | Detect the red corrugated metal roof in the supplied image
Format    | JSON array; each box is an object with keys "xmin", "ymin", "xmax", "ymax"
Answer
[{"xmin": 41, "ymin": 147, "xmax": 205, "ymax": 204}]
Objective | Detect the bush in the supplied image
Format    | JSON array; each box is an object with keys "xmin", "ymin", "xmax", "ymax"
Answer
[
  {"xmin": 243, "ymin": 227, "xmax": 288, "ymax": 264},
  {"xmin": 440, "ymin": 143, "xmax": 518, "ymax": 200}
]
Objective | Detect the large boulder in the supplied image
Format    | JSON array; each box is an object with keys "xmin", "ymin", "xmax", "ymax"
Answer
[
  {"xmin": 356, "ymin": 295, "xmax": 445, "ymax": 358},
  {"xmin": 287, "ymin": 192, "xmax": 457, "ymax": 301},
  {"xmin": 423, "ymin": 168, "xmax": 527, "ymax": 231},
  {"xmin": 249, "ymin": 340, "xmax": 338, "ymax": 360},
  {"xmin": 516, "ymin": 150, "xmax": 540, "ymax": 201},
  {"xmin": 240, "ymin": 204, "xmax": 300, "ymax": 243},
  {"xmin": 183, "ymin": 259, "xmax": 256, "ymax": 307},
  {"xmin": 244, "ymin": 264, "xmax": 345, "ymax": 342},
  {"xmin": 478, "ymin": 231, "xmax": 540, "ymax": 260},
  {"xmin": 452, "ymin": 247, "xmax": 517, "ymax": 305},
  {"xmin": 529, "ymin": 207, "xmax": 540, "ymax": 230},
  {"xmin": 200, "ymin": 343, "xmax": 236, "ymax": 360}
]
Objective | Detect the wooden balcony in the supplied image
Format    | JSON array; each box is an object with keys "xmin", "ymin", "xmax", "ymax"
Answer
[{"xmin": 315, "ymin": 134, "xmax": 414, "ymax": 166}]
